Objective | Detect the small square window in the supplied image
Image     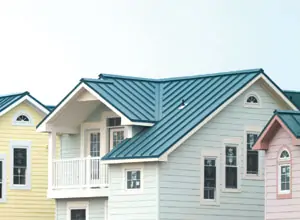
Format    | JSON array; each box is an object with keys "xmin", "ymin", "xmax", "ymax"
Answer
[
  {"xmin": 71, "ymin": 209, "xmax": 86, "ymax": 220},
  {"xmin": 107, "ymin": 117, "xmax": 121, "ymax": 127},
  {"xmin": 126, "ymin": 170, "xmax": 141, "ymax": 189}
]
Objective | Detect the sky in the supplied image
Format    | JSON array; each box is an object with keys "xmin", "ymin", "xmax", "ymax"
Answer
[{"xmin": 0, "ymin": 0, "xmax": 300, "ymax": 105}]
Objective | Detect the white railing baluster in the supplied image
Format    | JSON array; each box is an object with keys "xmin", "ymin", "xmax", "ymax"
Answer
[{"xmin": 52, "ymin": 156, "xmax": 108, "ymax": 190}]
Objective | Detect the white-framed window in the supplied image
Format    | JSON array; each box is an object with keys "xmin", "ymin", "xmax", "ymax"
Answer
[
  {"xmin": 125, "ymin": 169, "xmax": 142, "ymax": 190},
  {"xmin": 0, "ymin": 154, "xmax": 6, "ymax": 202},
  {"xmin": 109, "ymin": 128, "xmax": 124, "ymax": 150},
  {"xmin": 278, "ymin": 149, "xmax": 291, "ymax": 195},
  {"xmin": 244, "ymin": 92, "xmax": 261, "ymax": 108},
  {"xmin": 200, "ymin": 150, "xmax": 220, "ymax": 205},
  {"xmin": 10, "ymin": 141, "xmax": 31, "ymax": 190},
  {"xmin": 88, "ymin": 130, "xmax": 100, "ymax": 157},
  {"xmin": 67, "ymin": 201, "xmax": 89, "ymax": 220},
  {"xmin": 225, "ymin": 145, "xmax": 238, "ymax": 190},
  {"xmin": 12, "ymin": 111, "xmax": 33, "ymax": 126},
  {"xmin": 245, "ymin": 130, "xmax": 261, "ymax": 178},
  {"xmin": 107, "ymin": 117, "xmax": 124, "ymax": 150}
]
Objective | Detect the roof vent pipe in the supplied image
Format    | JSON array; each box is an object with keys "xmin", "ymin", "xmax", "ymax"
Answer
[{"xmin": 178, "ymin": 99, "xmax": 187, "ymax": 110}]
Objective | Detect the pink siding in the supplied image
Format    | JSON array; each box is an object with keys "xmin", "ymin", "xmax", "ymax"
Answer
[{"xmin": 265, "ymin": 127, "xmax": 300, "ymax": 220}]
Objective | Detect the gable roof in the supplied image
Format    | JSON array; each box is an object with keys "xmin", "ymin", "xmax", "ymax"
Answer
[
  {"xmin": 0, "ymin": 92, "xmax": 50, "ymax": 116},
  {"xmin": 253, "ymin": 110, "xmax": 300, "ymax": 150},
  {"xmin": 284, "ymin": 90, "xmax": 300, "ymax": 109},
  {"xmin": 102, "ymin": 68, "xmax": 297, "ymax": 162}
]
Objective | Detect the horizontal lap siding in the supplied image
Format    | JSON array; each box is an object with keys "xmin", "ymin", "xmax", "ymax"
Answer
[
  {"xmin": 265, "ymin": 128, "xmax": 300, "ymax": 220},
  {"xmin": 159, "ymin": 82, "xmax": 286, "ymax": 220},
  {"xmin": 0, "ymin": 102, "xmax": 56, "ymax": 220},
  {"xmin": 56, "ymin": 198, "xmax": 107, "ymax": 220},
  {"xmin": 109, "ymin": 163, "xmax": 157, "ymax": 220}
]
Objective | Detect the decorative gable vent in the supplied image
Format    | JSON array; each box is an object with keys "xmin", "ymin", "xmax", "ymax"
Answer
[{"xmin": 107, "ymin": 117, "xmax": 121, "ymax": 127}]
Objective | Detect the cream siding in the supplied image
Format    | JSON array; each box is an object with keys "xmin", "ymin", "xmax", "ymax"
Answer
[
  {"xmin": 265, "ymin": 127, "xmax": 300, "ymax": 220},
  {"xmin": 159, "ymin": 82, "xmax": 288, "ymax": 220},
  {"xmin": 0, "ymin": 101, "xmax": 56, "ymax": 220}
]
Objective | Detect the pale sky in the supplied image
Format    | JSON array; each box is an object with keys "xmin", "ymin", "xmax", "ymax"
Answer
[{"xmin": 0, "ymin": 0, "xmax": 299, "ymax": 105}]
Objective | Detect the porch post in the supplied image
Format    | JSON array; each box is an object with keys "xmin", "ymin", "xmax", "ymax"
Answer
[{"xmin": 48, "ymin": 131, "xmax": 56, "ymax": 191}]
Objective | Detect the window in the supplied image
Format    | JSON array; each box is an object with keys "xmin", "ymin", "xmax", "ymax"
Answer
[
  {"xmin": 13, "ymin": 112, "xmax": 33, "ymax": 126},
  {"xmin": 225, "ymin": 146, "xmax": 238, "ymax": 189},
  {"xmin": 278, "ymin": 149, "xmax": 291, "ymax": 196},
  {"xmin": 204, "ymin": 158, "xmax": 216, "ymax": 199},
  {"xmin": 10, "ymin": 141, "xmax": 31, "ymax": 189},
  {"xmin": 89, "ymin": 132, "xmax": 100, "ymax": 157},
  {"xmin": 107, "ymin": 117, "xmax": 121, "ymax": 127},
  {"xmin": 246, "ymin": 133, "xmax": 259, "ymax": 175},
  {"xmin": 126, "ymin": 170, "xmax": 141, "ymax": 190},
  {"xmin": 0, "ymin": 154, "xmax": 6, "ymax": 202},
  {"xmin": 201, "ymin": 150, "xmax": 220, "ymax": 205},
  {"xmin": 67, "ymin": 202, "xmax": 89, "ymax": 220},
  {"xmin": 110, "ymin": 128, "xmax": 124, "ymax": 150},
  {"xmin": 246, "ymin": 96, "xmax": 258, "ymax": 104},
  {"xmin": 107, "ymin": 117, "xmax": 124, "ymax": 150},
  {"xmin": 244, "ymin": 92, "xmax": 261, "ymax": 108}
]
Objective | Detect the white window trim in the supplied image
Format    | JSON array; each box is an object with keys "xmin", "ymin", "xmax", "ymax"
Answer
[
  {"xmin": 67, "ymin": 201, "xmax": 89, "ymax": 220},
  {"xmin": 104, "ymin": 199, "xmax": 108, "ymax": 220},
  {"xmin": 0, "ymin": 154, "xmax": 7, "ymax": 203},
  {"xmin": 109, "ymin": 127, "xmax": 125, "ymax": 151},
  {"xmin": 10, "ymin": 140, "xmax": 31, "ymax": 190},
  {"xmin": 243, "ymin": 127, "xmax": 263, "ymax": 180},
  {"xmin": 80, "ymin": 122, "xmax": 101, "ymax": 157},
  {"xmin": 12, "ymin": 111, "xmax": 34, "ymax": 126},
  {"xmin": 278, "ymin": 163, "xmax": 291, "ymax": 194},
  {"xmin": 244, "ymin": 92, "xmax": 261, "ymax": 108},
  {"xmin": 223, "ymin": 138, "xmax": 241, "ymax": 193},
  {"xmin": 200, "ymin": 149, "xmax": 220, "ymax": 206},
  {"xmin": 123, "ymin": 164, "xmax": 144, "ymax": 194}
]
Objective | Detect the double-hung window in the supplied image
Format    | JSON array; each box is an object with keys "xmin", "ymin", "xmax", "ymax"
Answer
[
  {"xmin": 201, "ymin": 150, "xmax": 220, "ymax": 204},
  {"xmin": 107, "ymin": 117, "xmax": 124, "ymax": 150},
  {"xmin": 225, "ymin": 145, "xmax": 238, "ymax": 189},
  {"xmin": 246, "ymin": 132, "xmax": 259, "ymax": 175},
  {"xmin": 10, "ymin": 141, "xmax": 31, "ymax": 189},
  {"xmin": 278, "ymin": 149, "xmax": 292, "ymax": 198}
]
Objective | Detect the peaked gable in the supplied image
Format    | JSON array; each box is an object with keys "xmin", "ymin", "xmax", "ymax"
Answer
[
  {"xmin": 0, "ymin": 92, "xmax": 50, "ymax": 117},
  {"xmin": 254, "ymin": 110, "xmax": 300, "ymax": 150}
]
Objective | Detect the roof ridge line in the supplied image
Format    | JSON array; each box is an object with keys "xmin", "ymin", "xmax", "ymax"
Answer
[
  {"xmin": 98, "ymin": 68, "xmax": 263, "ymax": 82},
  {"xmin": 0, "ymin": 91, "xmax": 29, "ymax": 98}
]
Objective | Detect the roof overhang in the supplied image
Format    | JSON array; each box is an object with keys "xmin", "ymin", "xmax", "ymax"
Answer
[
  {"xmin": 253, "ymin": 115, "xmax": 300, "ymax": 150},
  {"xmin": 0, "ymin": 94, "xmax": 49, "ymax": 117},
  {"xmin": 102, "ymin": 72, "xmax": 299, "ymax": 164},
  {"xmin": 37, "ymin": 82, "xmax": 154, "ymax": 133}
]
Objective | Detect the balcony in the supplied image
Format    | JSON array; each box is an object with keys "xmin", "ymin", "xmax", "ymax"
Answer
[{"xmin": 48, "ymin": 156, "xmax": 109, "ymax": 199}]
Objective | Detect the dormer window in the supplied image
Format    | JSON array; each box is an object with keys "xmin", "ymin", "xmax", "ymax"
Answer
[
  {"xmin": 13, "ymin": 112, "xmax": 33, "ymax": 126},
  {"xmin": 244, "ymin": 92, "xmax": 261, "ymax": 108}
]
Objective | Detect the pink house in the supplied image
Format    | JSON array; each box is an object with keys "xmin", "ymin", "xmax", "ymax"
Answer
[{"xmin": 253, "ymin": 110, "xmax": 300, "ymax": 220}]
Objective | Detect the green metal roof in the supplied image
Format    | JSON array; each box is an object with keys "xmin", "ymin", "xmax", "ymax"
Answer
[
  {"xmin": 0, "ymin": 92, "xmax": 50, "ymax": 115},
  {"xmin": 102, "ymin": 69, "xmax": 264, "ymax": 160},
  {"xmin": 275, "ymin": 110, "xmax": 300, "ymax": 138},
  {"xmin": 284, "ymin": 90, "xmax": 300, "ymax": 110}
]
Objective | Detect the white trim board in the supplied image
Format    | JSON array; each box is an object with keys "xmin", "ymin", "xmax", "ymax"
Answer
[
  {"xmin": 37, "ymin": 83, "xmax": 154, "ymax": 132},
  {"xmin": 103, "ymin": 73, "xmax": 298, "ymax": 164},
  {"xmin": 0, "ymin": 154, "xmax": 7, "ymax": 203}
]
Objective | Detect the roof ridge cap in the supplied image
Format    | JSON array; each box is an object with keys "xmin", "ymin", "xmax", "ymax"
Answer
[{"xmin": 275, "ymin": 110, "xmax": 300, "ymax": 114}]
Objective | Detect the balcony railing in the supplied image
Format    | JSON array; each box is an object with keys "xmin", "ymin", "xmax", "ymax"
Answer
[{"xmin": 52, "ymin": 156, "xmax": 109, "ymax": 189}]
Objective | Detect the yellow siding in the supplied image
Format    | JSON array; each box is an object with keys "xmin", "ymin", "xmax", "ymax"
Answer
[{"xmin": 0, "ymin": 102, "xmax": 57, "ymax": 220}]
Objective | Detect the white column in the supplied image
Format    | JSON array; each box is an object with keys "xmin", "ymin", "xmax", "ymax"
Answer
[{"xmin": 48, "ymin": 131, "xmax": 56, "ymax": 191}]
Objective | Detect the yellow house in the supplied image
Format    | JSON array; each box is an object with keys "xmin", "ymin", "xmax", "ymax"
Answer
[{"xmin": 0, "ymin": 92, "xmax": 55, "ymax": 220}]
